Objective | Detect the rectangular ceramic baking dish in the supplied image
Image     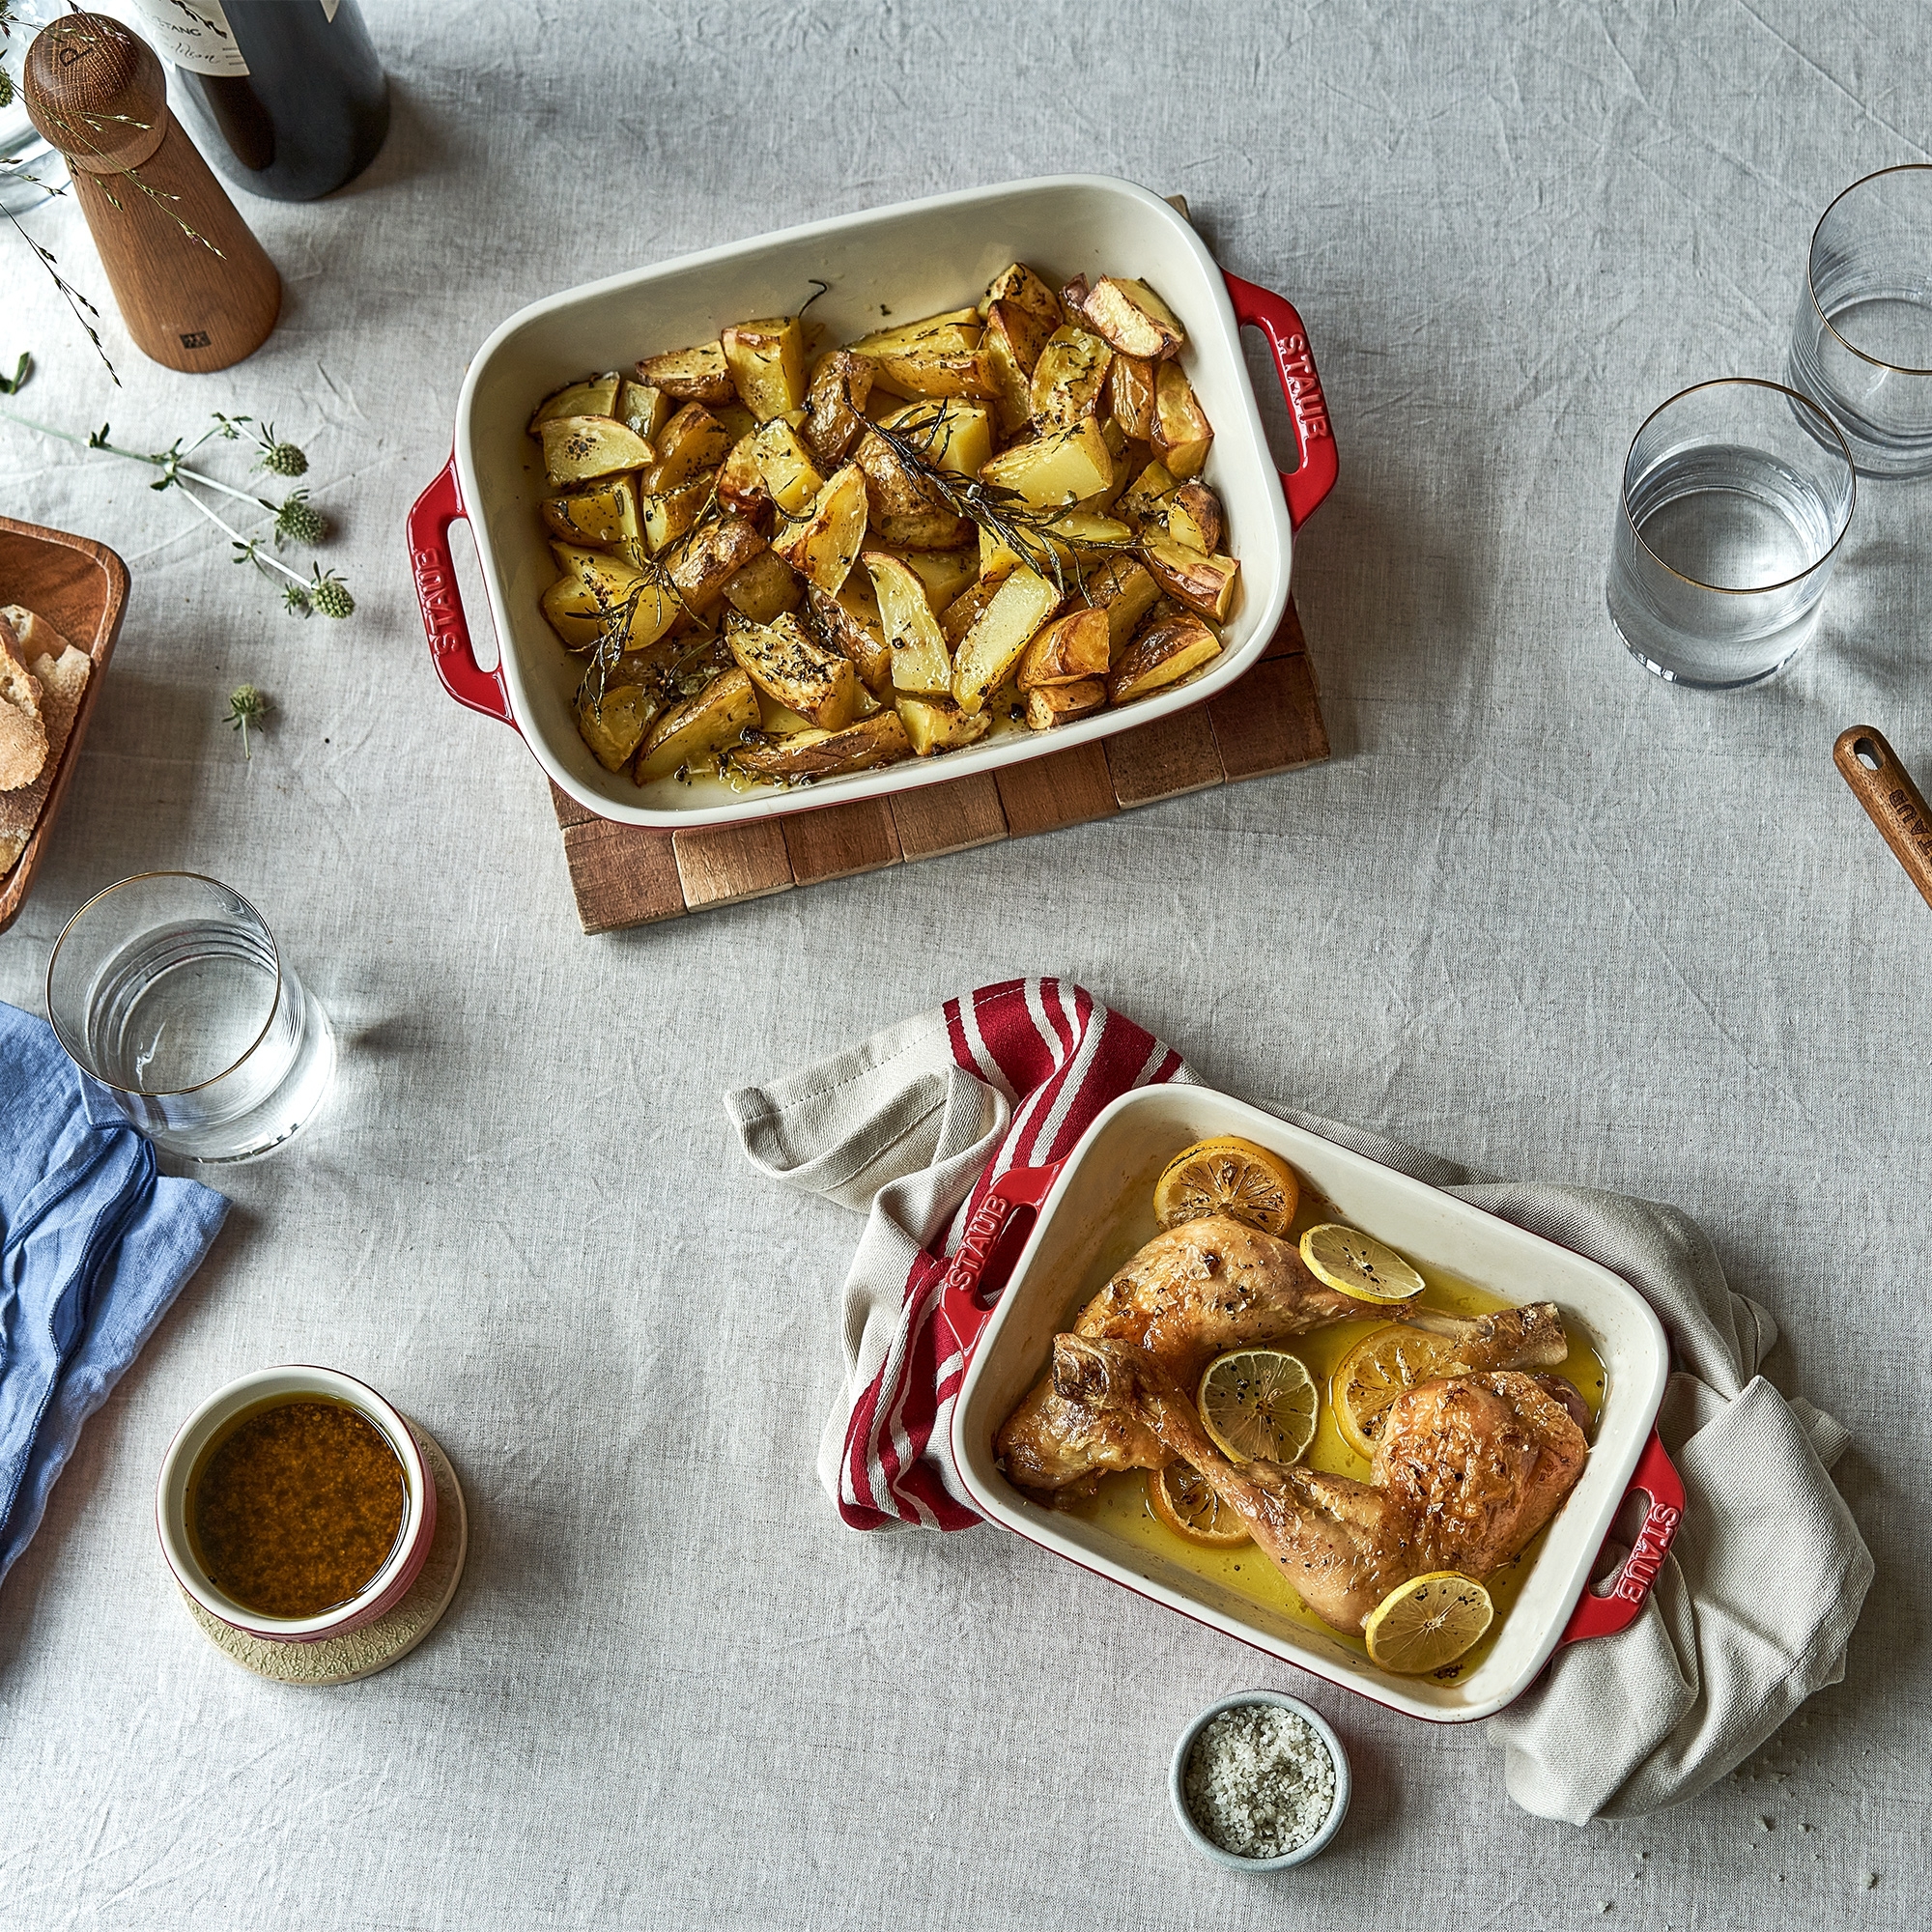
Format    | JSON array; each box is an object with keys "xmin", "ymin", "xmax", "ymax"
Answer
[
  {"xmin": 407, "ymin": 175, "xmax": 1336, "ymax": 829},
  {"xmin": 944, "ymin": 1086, "xmax": 1683, "ymax": 1722}
]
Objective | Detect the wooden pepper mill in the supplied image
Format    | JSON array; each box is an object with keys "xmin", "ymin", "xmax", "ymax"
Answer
[{"xmin": 23, "ymin": 13, "xmax": 280, "ymax": 374}]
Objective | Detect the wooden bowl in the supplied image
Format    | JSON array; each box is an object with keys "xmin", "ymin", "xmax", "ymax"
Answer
[{"xmin": 0, "ymin": 515, "xmax": 129, "ymax": 934}]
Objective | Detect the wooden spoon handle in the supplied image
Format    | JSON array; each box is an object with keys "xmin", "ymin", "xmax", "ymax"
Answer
[{"xmin": 1834, "ymin": 725, "xmax": 1932, "ymax": 909}]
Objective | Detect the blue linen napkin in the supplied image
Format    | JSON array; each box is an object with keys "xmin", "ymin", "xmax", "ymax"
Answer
[{"xmin": 0, "ymin": 1000, "xmax": 228, "ymax": 1584}]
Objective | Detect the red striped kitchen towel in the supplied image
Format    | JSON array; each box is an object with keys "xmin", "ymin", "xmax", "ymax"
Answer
[{"xmin": 726, "ymin": 979, "xmax": 1190, "ymax": 1529}]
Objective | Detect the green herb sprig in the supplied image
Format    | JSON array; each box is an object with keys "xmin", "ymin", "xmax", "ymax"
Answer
[
  {"xmin": 0, "ymin": 391, "xmax": 355, "ymax": 618},
  {"xmin": 861, "ymin": 403, "xmax": 1140, "ymax": 605},
  {"xmin": 224, "ymin": 683, "xmax": 269, "ymax": 759}
]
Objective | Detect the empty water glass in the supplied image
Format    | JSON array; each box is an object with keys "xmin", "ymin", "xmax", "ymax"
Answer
[
  {"xmin": 45, "ymin": 873, "xmax": 335, "ymax": 1161},
  {"xmin": 1606, "ymin": 379, "xmax": 1855, "ymax": 689},
  {"xmin": 1788, "ymin": 165, "xmax": 1932, "ymax": 478}
]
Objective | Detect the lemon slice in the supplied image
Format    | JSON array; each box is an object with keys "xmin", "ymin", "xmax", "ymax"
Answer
[
  {"xmin": 1364, "ymin": 1572, "xmax": 1494, "ymax": 1674},
  {"xmin": 1299, "ymin": 1223, "xmax": 1426, "ymax": 1304},
  {"xmin": 1331, "ymin": 1324, "xmax": 1453, "ymax": 1459},
  {"xmin": 1153, "ymin": 1136, "xmax": 1300, "ymax": 1236},
  {"xmin": 1197, "ymin": 1349, "xmax": 1319, "ymax": 1464},
  {"xmin": 1147, "ymin": 1463, "xmax": 1250, "ymax": 1547}
]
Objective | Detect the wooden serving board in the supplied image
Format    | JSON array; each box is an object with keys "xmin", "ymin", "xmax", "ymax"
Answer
[
  {"xmin": 547, "ymin": 598, "xmax": 1327, "ymax": 934},
  {"xmin": 0, "ymin": 517, "xmax": 130, "ymax": 935}
]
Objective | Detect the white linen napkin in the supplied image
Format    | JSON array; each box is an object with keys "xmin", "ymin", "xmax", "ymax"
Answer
[{"xmin": 727, "ymin": 981, "xmax": 1872, "ymax": 1823}]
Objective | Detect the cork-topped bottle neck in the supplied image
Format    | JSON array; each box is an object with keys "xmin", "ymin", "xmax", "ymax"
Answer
[{"xmin": 24, "ymin": 13, "xmax": 170, "ymax": 175}]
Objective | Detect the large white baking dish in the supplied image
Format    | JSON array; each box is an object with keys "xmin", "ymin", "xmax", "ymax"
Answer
[
  {"xmin": 407, "ymin": 175, "xmax": 1337, "ymax": 828},
  {"xmin": 943, "ymin": 1086, "xmax": 1684, "ymax": 1723}
]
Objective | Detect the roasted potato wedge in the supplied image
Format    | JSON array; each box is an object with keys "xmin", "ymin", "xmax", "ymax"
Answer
[
  {"xmin": 881, "ymin": 400, "xmax": 994, "ymax": 477},
  {"xmin": 671, "ymin": 514, "xmax": 768, "ymax": 618},
  {"xmin": 755, "ymin": 689, "xmax": 818, "ymax": 735},
  {"xmin": 980, "ymin": 263, "xmax": 1063, "ymax": 332},
  {"xmin": 722, "ymin": 315, "xmax": 808, "ymax": 420},
  {"xmin": 848, "ymin": 308, "xmax": 981, "ymax": 355},
  {"xmin": 1081, "ymin": 277, "xmax": 1186, "ymax": 360},
  {"xmin": 896, "ymin": 694, "xmax": 991, "ymax": 756},
  {"xmin": 940, "ymin": 573, "xmax": 1004, "ymax": 649},
  {"xmin": 853, "ymin": 429, "xmax": 947, "ymax": 521},
  {"xmin": 751, "ymin": 419, "xmax": 825, "ymax": 515},
  {"xmin": 726, "ymin": 611, "xmax": 861, "ymax": 728},
  {"xmin": 1167, "ymin": 481, "xmax": 1223, "ymax": 555},
  {"xmin": 952, "ymin": 566, "xmax": 1059, "ymax": 714},
  {"xmin": 863, "ymin": 552, "xmax": 952, "ymax": 697},
  {"xmin": 644, "ymin": 404, "xmax": 733, "ymax": 494},
  {"xmin": 637, "ymin": 341, "xmax": 734, "ymax": 403},
  {"xmin": 577, "ymin": 682, "xmax": 659, "ymax": 772},
  {"xmin": 617, "ymin": 380, "xmax": 671, "ymax": 442},
  {"xmin": 774, "ymin": 464, "xmax": 868, "ymax": 593},
  {"xmin": 979, "ymin": 418, "xmax": 1113, "ymax": 508},
  {"xmin": 1081, "ymin": 555, "xmax": 1162, "ymax": 659},
  {"xmin": 1018, "ymin": 607, "xmax": 1111, "ymax": 689},
  {"xmin": 892, "ymin": 546, "xmax": 979, "ymax": 611},
  {"xmin": 1151, "ymin": 363, "xmax": 1213, "ymax": 478},
  {"xmin": 541, "ymin": 474, "xmax": 644, "ymax": 554},
  {"xmin": 871, "ymin": 507, "xmax": 972, "ymax": 551},
  {"xmin": 538, "ymin": 415, "xmax": 657, "ymax": 487},
  {"xmin": 716, "ymin": 433, "xmax": 769, "ymax": 517},
  {"xmin": 722, "ymin": 550, "xmax": 803, "ymax": 624},
  {"xmin": 980, "ymin": 301, "xmax": 1055, "ymax": 436},
  {"xmin": 1107, "ymin": 355, "xmax": 1159, "ymax": 442},
  {"xmin": 808, "ymin": 578, "xmax": 893, "ymax": 695},
  {"xmin": 870, "ymin": 336, "xmax": 995, "ymax": 402},
  {"xmin": 1107, "ymin": 612, "xmax": 1222, "ymax": 704},
  {"xmin": 638, "ymin": 476, "xmax": 715, "ymax": 554},
  {"xmin": 1116, "ymin": 459, "xmax": 1178, "ymax": 526},
  {"xmin": 1030, "ymin": 327, "xmax": 1114, "ymax": 433},
  {"xmin": 636, "ymin": 667, "xmax": 759, "ymax": 783},
  {"xmin": 530, "ymin": 374, "xmax": 620, "ymax": 431},
  {"xmin": 979, "ymin": 510, "xmax": 1133, "ymax": 585},
  {"xmin": 802, "ymin": 349, "xmax": 875, "ymax": 469},
  {"xmin": 1024, "ymin": 677, "xmax": 1107, "ymax": 730},
  {"xmin": 1059, "ymin": 274, "xmax": 1093, "ymax": 325},
  {"xmin": 1142, "ymin": 538, "xmax": 1240, "ymax": 620},
  {"xmin": 548, "ymin": 550, "xmax": 682, "ymax": 654},
  {"xmin": 726, "ymin": 711, "xmax": 914, "ymax": 781}
]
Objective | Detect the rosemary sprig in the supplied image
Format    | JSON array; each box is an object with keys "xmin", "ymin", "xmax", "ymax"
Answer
[
  {"xmin": 0, "ymin": 401, "xmax": 353, "ymax": 617},
  {"xmin": 863, "ymin": 402, "xmax": 1140, "ymax": 605},
  {"xmin": 224, "ymin": 683, "xmax": 269, "ymax": 759}
]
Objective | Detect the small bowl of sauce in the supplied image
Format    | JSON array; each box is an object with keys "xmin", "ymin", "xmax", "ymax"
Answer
[{"xmin": 156, "ymin": 1367, "xmax": 437, "ymax": 1642}]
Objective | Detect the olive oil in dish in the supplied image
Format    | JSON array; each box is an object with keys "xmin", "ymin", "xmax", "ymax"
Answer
[{"xmin": 187, "ymin": 1398, "xmax": 406, "ymax": 1618}]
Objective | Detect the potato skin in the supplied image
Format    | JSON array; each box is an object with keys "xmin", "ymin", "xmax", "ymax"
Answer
[
  {"xmin": 1106, "ymin": 612, "xmax": 1222, "ymax": 704},
  {"xmin": 726, "ymin": 711, "xmax": 914, "ymax": 781}
]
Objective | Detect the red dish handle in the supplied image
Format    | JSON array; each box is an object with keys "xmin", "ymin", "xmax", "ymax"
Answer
[
  {"xmin": 1561, "ymin": 1429, "xmax": 1685, "ymax": 1643},
  {"xmin": 408, "ymin": 455, "xmax": 518, "ymax": 730},
  {"xmin": 936, "ymin": 1162, "xmax": 1064, "ymax": 1365},
  {"xmin": 1223, "ymin": 271, "xmax": 1338, "ymax": 532}
]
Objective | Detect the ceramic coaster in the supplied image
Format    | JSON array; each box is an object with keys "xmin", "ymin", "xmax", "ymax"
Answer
[{"xmin": 180, "ymin": 1418, "xmax": 468, "ymax": 1687}]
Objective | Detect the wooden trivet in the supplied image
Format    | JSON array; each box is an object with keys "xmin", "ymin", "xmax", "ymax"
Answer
[{"xmin": 549, "ymin": 598, "xmax": 1327, "ymax": 935}]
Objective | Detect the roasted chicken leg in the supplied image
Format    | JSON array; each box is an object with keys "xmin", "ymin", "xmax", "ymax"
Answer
[
  {"xmin": 1051, "ymin": 1335, "xmax": 1589, "ymax": 1634},
  {"xmin": 994, "ymin": 1213, "xmax": 1570, "ymax": 1497}
]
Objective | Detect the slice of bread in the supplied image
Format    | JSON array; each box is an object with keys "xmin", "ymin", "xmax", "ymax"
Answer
[
  {"xmin": 0, "ymin": 641, "xmax": 91, "ymax": 874},
  {"xmin": 0, "ymin": 610, "xmax": 49, "ymax": 789}
]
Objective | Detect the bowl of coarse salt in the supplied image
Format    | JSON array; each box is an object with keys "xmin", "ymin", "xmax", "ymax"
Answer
[{"xmin": 1170, "ymin": 1690, "xmax": 1350, "ymax": 1871}]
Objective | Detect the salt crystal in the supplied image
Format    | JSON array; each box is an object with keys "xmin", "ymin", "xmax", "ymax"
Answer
[{"xmin": 1183, "ymin": 1704, "xmax": 1337, "ymax": 1861}]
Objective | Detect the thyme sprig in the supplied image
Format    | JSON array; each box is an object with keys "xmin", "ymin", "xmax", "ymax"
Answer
[
  {"xmin": 862, "ymin": 402, "xmax": 1140, "ymax": 605},
  {"xmin": 0, "ymin": 399, "xmax": 354, "ymax": 617}
]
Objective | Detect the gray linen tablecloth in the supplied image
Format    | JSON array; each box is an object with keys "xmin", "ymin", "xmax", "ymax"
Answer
[{"xmin": 0, "ymin": 2, "xmax": 1924, "ymax": 1926}]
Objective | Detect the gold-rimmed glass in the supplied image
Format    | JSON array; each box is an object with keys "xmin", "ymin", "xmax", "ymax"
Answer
[
  {"xmin": 1789, "ymin": 164, "xmax": 1932, "ymax": 478},
  {"xmin": 1605, "ymin": 379, "xmax": 1855, "ymax": 689},
  {"xmin": 45, "ymin": 872, "xmax": 335, "ymax": 1161}
]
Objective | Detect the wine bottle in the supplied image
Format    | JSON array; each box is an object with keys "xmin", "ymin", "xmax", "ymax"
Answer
[{"xmin": 131, "ymin": 0, "xmax": 388, "ymax": 203}]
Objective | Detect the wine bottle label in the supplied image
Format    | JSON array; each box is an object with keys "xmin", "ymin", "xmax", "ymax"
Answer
[{"xmin": 132, "ymin": 1, "xmax": 250, "ymax": 76}]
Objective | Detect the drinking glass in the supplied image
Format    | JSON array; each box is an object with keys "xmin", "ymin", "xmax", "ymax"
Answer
[
  {"xmin": 1605, "ymin": 379, "xmax": 1855, "ymax": 689},
  {"xmin": 46, "ymin": 873, "xmax": 335, "ymax": 1161},
  {"xmin": 1788, "ymin": 165, "xmax": 1932, "ymax": 478}
]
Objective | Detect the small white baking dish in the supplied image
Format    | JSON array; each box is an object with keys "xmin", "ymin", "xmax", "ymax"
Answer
[
  {"xmin": 943, "ymin": 1086, "xmax": 1683, "ymax": 1723},
  {"xmin": 408, "ymin": 175, "xmax": 1336, "ymax": 828}
]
